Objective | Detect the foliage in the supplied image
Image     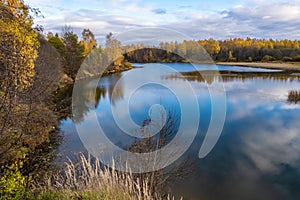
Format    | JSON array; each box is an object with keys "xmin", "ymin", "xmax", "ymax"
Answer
[
  {"xmin": 47, "ymin": 26, "xmax": 85, "ymax": 79},
  {"xmin": 124, "ymin": 38, "xmax": 300, "ymax": 63},
  {"xmin": 0, "ymin": 161, "xmax": 27, "ymax": 199},
  {"xmin": 47, "ymin": 35, "xmax": 65, "ymax": 56},
  {"xmin": 47, "ymin": 30, "xmax": 133, "ymax": 79},
  {"xmin": 0, "ymin": 0, "xmax": 39, "ymax": 90},
  {"xmin": 0, "ymin": 0, "xmax": 39, "ymax": 165},
  {"xmin": 62, "ymin": 27, "xmax": 85, "ymax": 79},
  {"xmin": 262, "ymin": 55, "xmax": 276, "ymax": 61},
  {"xmin": 81, "ymin": 28, "xmax": 97, "ymax": 56},
  {"xmin": 0, "ymin": 2, "xmax": 63, "ymax": 199}
]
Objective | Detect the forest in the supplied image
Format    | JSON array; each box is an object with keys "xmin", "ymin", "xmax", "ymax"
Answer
[
  {"xmin": 47, "ymin": 32, "xmax": 300, "ymax": 68},
  {"xmin": 124, "ymin": 38, "xmax": 300, "ymax": 63},
  {"xmin": 45, "ymin": 32, "xmax": 300, "ymax": 79}
]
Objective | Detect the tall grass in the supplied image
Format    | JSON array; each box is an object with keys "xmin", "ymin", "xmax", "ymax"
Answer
[{"xmin": 28, "ymin": 154, "xmax": 179, "ymax": 200}]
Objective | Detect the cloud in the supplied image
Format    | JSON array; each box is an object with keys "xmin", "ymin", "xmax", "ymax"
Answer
[
  {"xmin": 165, "ymin": 0, "xmax": 300, "ymax": 39},
  {"xmin": 28, "ymin": 0, "xmax": 300, "ymax": 41},
  {"xmin": 152, "ymin": 8, "xmax": 167, "ymax": 15}
]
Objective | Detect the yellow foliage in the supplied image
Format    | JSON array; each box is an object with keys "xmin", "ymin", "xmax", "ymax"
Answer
[{"xmin": 0, "ymin": 0, "xmax": 39, "ymax": 91}]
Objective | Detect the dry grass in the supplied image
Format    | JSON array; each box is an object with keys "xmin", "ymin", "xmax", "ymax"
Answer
[
  {"xmin": 217, "ymin": 61, "xmax": 300, "ymax": 71},
  {"xmin": 29, "ymin": 154, "xmax": 179, "ymax": 200}
]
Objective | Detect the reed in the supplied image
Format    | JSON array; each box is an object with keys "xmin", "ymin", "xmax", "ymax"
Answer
[{"xmin": 29, "ymin": 153, "xmax": 179, "ymax": 200}]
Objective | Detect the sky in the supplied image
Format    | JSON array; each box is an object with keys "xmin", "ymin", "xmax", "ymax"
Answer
[{"xmin": 25, "ymin": 0, "xmax": 300, "ymax": 42}]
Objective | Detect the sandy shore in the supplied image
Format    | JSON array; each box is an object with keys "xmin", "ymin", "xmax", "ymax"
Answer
[{"xmin": 217, "ymin": 62, "xmax": 300, "ymax": 71}]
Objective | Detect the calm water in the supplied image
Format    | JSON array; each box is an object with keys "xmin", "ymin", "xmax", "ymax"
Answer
[{"xmin": 59, "ymin": 63, "xmax": 300, "ymax": 200}]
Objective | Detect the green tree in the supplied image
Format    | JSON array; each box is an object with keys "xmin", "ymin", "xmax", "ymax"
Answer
[
  {"xmin": 47, "ymin": 34, "xmax": 65, "ymax": 56},
  {"xmin": 61, "ymin": 26, "xmax": 85, "ymax": 79}
]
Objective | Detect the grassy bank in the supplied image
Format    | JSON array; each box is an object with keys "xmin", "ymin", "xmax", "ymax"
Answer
[
  {"xmin": 217, "ymin": 62, "xmax": 300, "ymax": 71},
  {"xmin": 24, "ymin": 154, "xmax": 177, "ymax": 200}
]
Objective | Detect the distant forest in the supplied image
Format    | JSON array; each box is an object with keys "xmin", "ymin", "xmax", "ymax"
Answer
[{"xmin": 124, "ymin": 38, "xmax": 300, "ymax": 63}]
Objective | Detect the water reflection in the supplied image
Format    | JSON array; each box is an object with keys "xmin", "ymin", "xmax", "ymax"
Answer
[
  {"xmin": 288, "ymin": 90, "xmax": 300, "ymax": 104},
  {"xmin": 60, "ymin": 63, "xmax": 300, "ymax": 199},
  {"xmin": 71, "ymin": 73, "xmax": 124, "ymax": 123},
  {"xmin": 164, "ymin": 70, "xmax": 300, "ymax": 84},
  {"xmin": 182, "ymin": 99, "xmax": 300, "ymax": 200}
]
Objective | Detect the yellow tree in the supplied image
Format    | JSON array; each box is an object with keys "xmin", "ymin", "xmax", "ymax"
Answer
[
  {"xmin": 81, "ymin": 28, "xmax": 97, "ymax": 56},
  {"xmin": 199, "ymin": 39, "xmax": 220, "ymax": 59},
  {"xmin": 0, "ymin": 0, "xmax": 39, "ymax": 90},
  {"xmin": 0, "ymin": 0, "xmax": 39, "ymax": 163}
]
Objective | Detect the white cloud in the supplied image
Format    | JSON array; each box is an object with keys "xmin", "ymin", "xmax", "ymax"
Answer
[
  {"xmin": 26, "ymin": 0, "xmax": 300, "ymax": 41},
  {"xmin": 242, "ymin": 124, "xmax": 300, "ymax": 173}
]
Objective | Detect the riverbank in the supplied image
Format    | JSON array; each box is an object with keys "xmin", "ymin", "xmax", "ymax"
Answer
[
  {"xmin": 27, "ymin": 154, "xmax": 173, "ymax": 200},
  {"xmin": 217, "ymin": 62, "xmax": 300, "ymax": 71}
]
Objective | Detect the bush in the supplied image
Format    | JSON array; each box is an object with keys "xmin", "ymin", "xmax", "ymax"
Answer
[
  {"xmin": 293, "ymin": 55, "xmax": 300, "ymax": 61},
  {"xmin": 123, "ymin": 61, "xmax": 133, "ymax": 69},
  {"xmin": 262, "ymin": 55, "xmax": 276, "ymax": 61},
  {"xmin": 0, "ymin": 162, "xmax": 28, "ymax": 199},
  {"xmin": 282, "ymin": 56, "xmax": 293, "ymax": 61},
  {"xmin": 229, "ymin": 57, "xmax": 237, "ymax": 62}
]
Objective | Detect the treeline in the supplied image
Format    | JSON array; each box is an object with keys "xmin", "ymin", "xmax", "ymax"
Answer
[
  {"xmin": 200, "ymin": 38, "xmax": 300, "ymax": 62},
  {"xmin": 46, "ymin": 30, "xmax": 300, "ymax": 78},
  {"xmin": 165, "ymin": 71, "xmax": 300, "ymax": 84},
  {"xmin": 123, "ymin": 38, "xmax": 300, "ymax": 63},
  {"xmin": 46, "ymin": 31, "xmax": 300, "ymax": 78},
  {"xmin": 46, "ymin": 30, "xmax": 132, "ymax": 80}
]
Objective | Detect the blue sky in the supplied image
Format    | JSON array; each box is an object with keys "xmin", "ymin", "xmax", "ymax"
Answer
[{"xmin": 26, "ymin": 0, "xmax": 300, "ymax": 42}]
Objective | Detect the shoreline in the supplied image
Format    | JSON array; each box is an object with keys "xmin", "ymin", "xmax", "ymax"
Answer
[{"xmin": 217, "ymin": 62, "xmax": 300, "ymax": 71}]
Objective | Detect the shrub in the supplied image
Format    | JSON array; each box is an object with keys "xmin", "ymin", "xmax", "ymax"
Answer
[
  {"xmin": 282, "ymin": 56, "xmax": 293, "ymax": 61},
  {"xmin": 229, "ymin": 57, "xmax": 237, "ymax": 62},
  {"xmin": 293, "ymin": 55, "xmax": 300, "ymax": 61},
  {"xmin": 262, "ymin": 55, "xmax": 276, "ymax": 61},
  {"xmin": 0, "ymin": 162, "xmax": 28, "ymax": 199}
]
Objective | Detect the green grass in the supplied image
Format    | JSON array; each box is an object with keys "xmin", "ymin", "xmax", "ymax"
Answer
[{"xmin": 26, "ymin": 189, "xmax": 132, "ymax": 200}]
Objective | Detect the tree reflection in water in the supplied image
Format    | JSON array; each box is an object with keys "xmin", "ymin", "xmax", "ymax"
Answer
[{"xmin": 288, "ymin": 90, "xmax": 300, "ymax": 104}]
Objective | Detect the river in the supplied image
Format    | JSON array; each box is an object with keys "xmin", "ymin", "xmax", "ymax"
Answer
[{"xmin": 59, "ymin": 63, "xmax": 300, "ymax": 200}]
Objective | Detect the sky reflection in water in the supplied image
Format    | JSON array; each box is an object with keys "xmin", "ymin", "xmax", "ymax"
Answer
[{"xmin": 60, "ymin": 63, "xmax": 300, "ymax": 200}]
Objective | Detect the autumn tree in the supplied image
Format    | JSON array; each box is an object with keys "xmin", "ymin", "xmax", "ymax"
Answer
[
  {"xmin": 0, "ymin": 2, "xmax": 65, "ymax": 198},
  {"xmin": 0, "ymin": 1, "xmax": 43, "ymax": 197},
  {"xmin": 105, "ymin": 32, "xmax": 122, "ymax": 61},
  {"xmin": 104, "ymin": 32, "xmax": 124, "ymax": 70},
  {"xmin": 81, "ymin": 28, "xmax": 97, "ymax": 56},
  {"xmin": 0, "ymin": 0, "xmax": 39, "ymax": 149},
  {"xmin": 199, "ymin": 39, "xmax": 220, "ymax": 60}
]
